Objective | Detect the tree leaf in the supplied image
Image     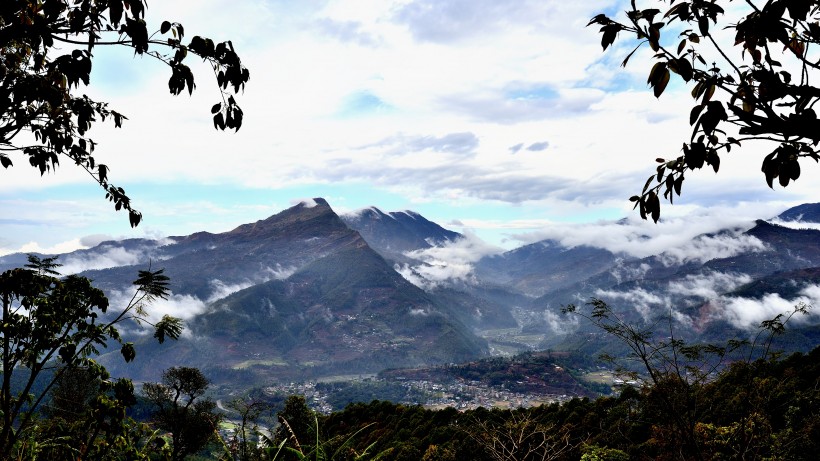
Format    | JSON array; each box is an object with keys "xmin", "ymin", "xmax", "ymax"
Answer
[
  {"xmin": 121, "ymin": 342, "xmax": 136, "ymax": 362},
  {"xmin": 654, "ymin": 67, "xmax": 670, "ymax": 97},
  {"xmin": 698, "ymin": 16, "xmax": 709, "ymax": 36},
  {"xmin": 154, "ymin": 315, "xmax": 183, "ymax": 344}
]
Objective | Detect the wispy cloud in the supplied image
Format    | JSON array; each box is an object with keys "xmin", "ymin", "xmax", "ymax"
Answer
[
  {"xmin": 511, "ymin": 204, "xmax": 783, "ymax": 259},
  {"xmin": 110, "ymin": 263, "xmax": 299, "ymax": 337},
  {"xmin": 594, "ymin": 287, "xmax": 669, "ymax": 321},
  {"xmin": 592, "ymin": 269, "xmax": 818, "ymax": 332},
  {"xmin": 396, "ymin": 231, "xmax": 503, "ymax": 289},
  {"xmin": 668, "ymin": 272, "xmax": 753, "ymax": 299},
  {"xmin": 657, "ymin": 233, "xmax": 768, "ymax": 267}
]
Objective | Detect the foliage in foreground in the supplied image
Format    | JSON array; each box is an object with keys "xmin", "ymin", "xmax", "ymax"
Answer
[
  {"xmin": 144, "ymin": 367, "xmax": 221, "ymax": 461},
  {"xmin": 0, "ymin": 256, "xmax": 181, "ymax": 459},
  {"xmin": 591, "ymin": 0, "xmax": 820, "ymax": 221},
  {"xmin": 274, "ymin": 346, "xmax": 819, "ymax": 461},
  {"xmin": 0, "ymin": 0, "xmax": 249, "ymax": 226}
]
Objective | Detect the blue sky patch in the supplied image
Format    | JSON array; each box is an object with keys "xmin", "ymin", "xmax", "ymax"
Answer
[{"xmin": 336, "ymin": 91, "xmax": 393, "ymax": 118}]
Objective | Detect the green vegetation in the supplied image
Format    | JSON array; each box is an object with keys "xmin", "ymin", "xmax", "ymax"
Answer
[
  {"xmin": 233, "ymin": 359, "xmax": 288, "ymax": 370},
  {"xmin": 315, "ymin": 380, "xmax": 431, "ymax": 411},
  {"xmin": 144, "ymin": 367, "xmax": 221, "ymax": 461},
  {"xmin": 272, "ymin": 347, "xmax": 820, "ymax": 460},
  {"xmin": 0, "ymin": 256, "xmax": 180, "ymax": 459}
]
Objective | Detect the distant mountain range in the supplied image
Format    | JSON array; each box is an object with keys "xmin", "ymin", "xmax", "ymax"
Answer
[{"xmin": 3, "ymin": 199, "xmax": 820, "ymax": 384}]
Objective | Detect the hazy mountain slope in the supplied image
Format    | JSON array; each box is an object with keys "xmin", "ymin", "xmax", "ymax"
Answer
[
  {"xmin": 535, "ymin": 219, "xmax": 820, "ymax": 304},
  {"xmin": 113, "ymin": 245, "xmax": 487, "ymax": 382},
  {"xmin": 776, "ymin": 202, "xmax": 820, "ymax": 222},
  {"xmin": 340, "ymin": 206, "xmax": 522, "ymax": 330},
  {"xmin": 81, "ymin": 199, "xmax": 366, "ymax": 298},
  {"xmin": 702, "ymin": 221, "xmax": 820, "ymax": 276},
  {"xmin": 92, "ymin": 199, "xmax": 488, "ymax": 381},
  {"xmin": 530, "ymin": 215, "xmax": 820, "ymax": 351},
  {"xmin": 341, "ymin": 207, "xmax": 461, "ymax": 263},
  {"xmin": 728, "ymin": 267, "xmax": 820, "ymax": 299},
  {"xmin": 426, "ymin": 286, "xmax": 519, "ymax": 330},
  {"xmin": 475, "ymin": 240, "xmax": 626, "ymax": 297},
  {"xmin": 10, "ymin": 199, "xmax": 820, "ymax": 383},
  {"xmin": 0, "ymin": 238, "xmax": 172, "ymax": 274}
]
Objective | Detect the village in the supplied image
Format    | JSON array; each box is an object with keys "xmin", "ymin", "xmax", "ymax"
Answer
[{"xmin": 264, "ymin": 376, "xmax": 586, "ymax": 414}]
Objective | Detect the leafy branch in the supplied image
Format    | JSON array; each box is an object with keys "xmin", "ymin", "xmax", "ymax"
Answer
[{"xmin": 590, "ymin": 0, "xmax": 820, "ymax": 221}]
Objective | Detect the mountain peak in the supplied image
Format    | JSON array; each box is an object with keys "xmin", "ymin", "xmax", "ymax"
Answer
[
  {"xmin": 776, "ymin": 203, "xmax": 820, "ymax": 223},
  {"xmin": 341, "ymin": 206, "xmax": 461, "ymax": 260},
  {"xmin": 294, "ymin": 197, "xmax": 330, "ymax": 209},
  {"xmin": 226, "ymin": 197, "xmax": 345, "ymax": 240}
]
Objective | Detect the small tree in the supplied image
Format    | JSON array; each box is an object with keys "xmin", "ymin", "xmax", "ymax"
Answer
[
  {"xmin": 563, "ymin": 298, "xmax": 810, "ymax": 460},
  {"xmin": 226, "ymin": 395, "xmax": 273, "ymax": 461},
  {"xmin": 465, "ymin": 409, "xmax": 579, "ymax": 461},
  {"xmin": 0, "ymin": 255, "xmax": 180, "ymax": 457},
  {"xmin": 589, "ymin": 1, "xmax": 820, "ymax": 221},
  {"xmin": 266, "ymin": 395, "xmax": 384, "ymax": 461},
  {"xmin": 144, "ymin": 366, "xmax": 220, "ymax": 461},
  {"xmin": 272, "ymin": 395, "xmax": 316, "ymax": 455}
]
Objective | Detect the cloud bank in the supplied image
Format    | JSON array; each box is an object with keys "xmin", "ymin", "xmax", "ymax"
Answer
[
  {"xmin": 396, "ymin": 231, "xmax": 503, "ymax": 289},
  {"xmin": 718, "ymin": 287, "xmax": 819, "ymax": 330},
  {"xmin": 592, "ymin": 269, "xmax": 817, "ymax": 332},
  {"xmin": 512, "ymin": 205, "xmax": 780, "ymax": 260}
]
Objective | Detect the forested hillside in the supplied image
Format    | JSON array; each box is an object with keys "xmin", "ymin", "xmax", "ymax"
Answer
[{"xmin": 267, "ymin": 348, "xmax": 820, "ymax": 461}]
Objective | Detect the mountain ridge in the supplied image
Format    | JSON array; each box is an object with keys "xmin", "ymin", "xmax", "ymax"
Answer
[
  {"xmin": 5, "ymin": 199, "xmax": 820, "ymax": 385},
  {"xmin": 86, "ymin": 198, "xmax": 488, "ymax": 382}
]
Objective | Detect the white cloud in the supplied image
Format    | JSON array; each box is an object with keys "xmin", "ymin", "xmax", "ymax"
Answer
[
  {"xmin": 396, "ymin": 231, "xmax": 503, "ymax": 289},
  {"xmin": 206, "ymin": 280, "xmax": 254, "ymax": 303},
  {"xmin": 150, "ymin": 294, "xmax": 208, "ymax": 323},
  {"xmin": 657, "ymin": 233, "xmax": 768, "ymax": 267},
  {"xmin": 396, "ymin": 259, "xmax": 476, "ymax": 290},
  {"xmin": 544, "ymin": 309, "xmax": 578, "ymax": 335},
  {"xmin": 594, "ymin": 287, "xmax": 669, "ymax": 321},
  {"xmin": 668, "ymin": 272, "xmax": 753, "ymax": 299},
  {"xmin": 14, "ymin": 239, "xmax": 87, "ymax": 256},
  {"xmin": 264, "ymin": 264, "xmax": 298, "ymax": 280},
  {"xmin": 409, "ymin": 307, "xmax": 429, "ymax": 316},
  {"xmin": 718, "ymin": 288, "xmax": 818, "ymax": 330},
  {"xmin": 768, "ymin": 219, "xmax": 820, "ymax": 231},
  {"xmin": 609, "ymin": 261, "xmax": 650, "ymax": 285},
  {"xmin": 58, "ymin": 241, "xmax": 172, "ymax": 274},
  {"xmin": 291, "ymin": 198, "xmax": 319, "ymax": 208},
  {"xmin": 511, "ymin": 203, "xmax": 784, "ymax": 259},
  {"xmin": 104, "ymin": 287, "xmax": 206, "ymax": 340}
]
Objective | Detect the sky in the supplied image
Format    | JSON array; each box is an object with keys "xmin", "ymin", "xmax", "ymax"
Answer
[{"xmin": 1, "ymin": 0, "xmax": 818, "ymax": 257}]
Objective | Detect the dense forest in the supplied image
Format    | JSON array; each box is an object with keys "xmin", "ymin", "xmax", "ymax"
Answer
[{"xmin": 257, "ymin": 347, "xmax": 820, "ymax": 461}]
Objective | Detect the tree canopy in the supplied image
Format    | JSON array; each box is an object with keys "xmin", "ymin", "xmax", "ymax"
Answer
[
  {"xmin": 0, "ymin": 0, "xmax": 249, "ymax": 226},
  {"xmin": 144, "ymin": 366, "xmax": 220, "ymax": 461},
  {"xmin": 0, "ymin": 255, "xmax": 179, "ymax": 458},
  {"xmin": 590, "ymin": 0, "xmax": 820, "ymax": 221}
]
